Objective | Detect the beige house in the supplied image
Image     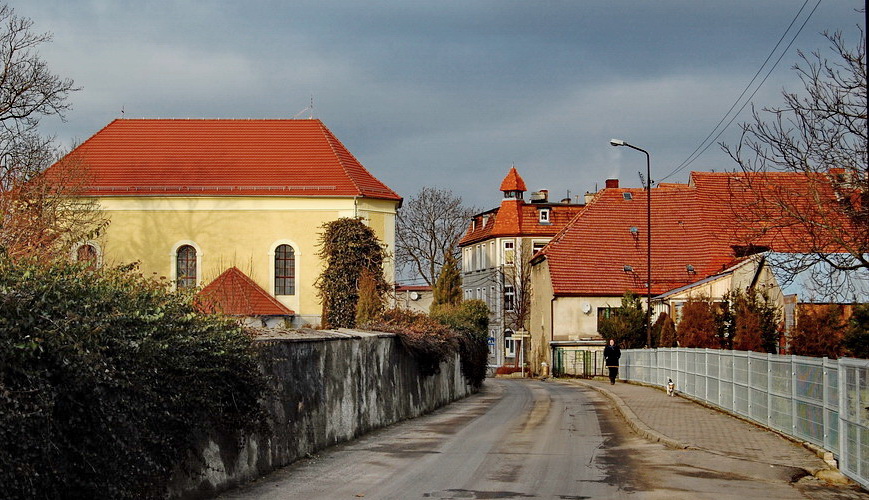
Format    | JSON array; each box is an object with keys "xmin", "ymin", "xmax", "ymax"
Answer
[{"xmin": 50, "ymin": 118, "xmax": 401, "ymax": 327}]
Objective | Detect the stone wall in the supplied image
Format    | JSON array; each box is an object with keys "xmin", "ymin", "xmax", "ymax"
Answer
[{"xmin": 168, "ymin": 329, "xmax": 476, "ymax": 499}]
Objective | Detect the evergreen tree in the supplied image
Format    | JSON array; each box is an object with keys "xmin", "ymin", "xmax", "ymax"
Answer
[
  {"xmin": 355, "ymin": 268, "xmax": 385, "ymax": 327},
  {"xmin": 678, "ymin": 296, "xmax": 718, "ymax": 348},
  {"xmin": 843, "ymin": 304, "xmax": 869, "ymax": 358},
  {"xmin": 432, "ymin": 251, "xmax": 461, "ymax": 308},
  {"xmin": 598, "ymin": 292, "xmax": 646, "ymax": 348}
]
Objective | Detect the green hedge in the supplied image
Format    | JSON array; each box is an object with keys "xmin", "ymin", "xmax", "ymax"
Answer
[{"xmin": 0, "ymin": 257, "xmax": 268, "ymax": 499}]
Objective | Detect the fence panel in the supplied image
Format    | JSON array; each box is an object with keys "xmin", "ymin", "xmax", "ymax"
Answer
[{"xmin": 615, "ymin": 348, "xmax": 867, "ymax": 489}]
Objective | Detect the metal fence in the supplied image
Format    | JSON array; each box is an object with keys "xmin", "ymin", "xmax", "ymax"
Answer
[
  {"xmin": 620, "ymin": 348, "xmax": 868, "ymax": 490},
  {"xmin": 552, "ymin": 348, "xmax": 607, "ymax": 378}
]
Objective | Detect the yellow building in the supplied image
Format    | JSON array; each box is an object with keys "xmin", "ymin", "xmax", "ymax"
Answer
[{"xmin": 58, "ymin": 118, "xmax": 401, "ymax": 326}]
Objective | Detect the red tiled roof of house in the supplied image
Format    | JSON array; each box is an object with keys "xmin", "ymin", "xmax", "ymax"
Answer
[
  {"xmin": 537, "ymin": 170, "xmax": 859, "ymax": 297},
  {"xmin": 459, "ymin": 201, "xmax": 585, "ymax": 246},
  {"xmin": 499, "ymin": 166, "xmax": 527, "ymax": 192},
  {"xmin": 459, "ymin": 166, "xmax": 584, "ymax": 246},
  {"xmin": 197, "ymin": 267, "xmax": 294, "ymax": 316},
  {"xmin": 52, "ymin": 119, "xmax": 401, "ymax": 201}
]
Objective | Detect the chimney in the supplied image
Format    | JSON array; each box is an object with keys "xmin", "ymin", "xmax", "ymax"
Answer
[
  {"xmin": 530, "ymin": 190, "xmax": 550, "ymax": 203},
  {"xmin": 584, "ymin": 191, "xmax": 595, "ymax": 205},
  {"xmin": 540, "ymin": 189, "xmax": 549, "ymax": 202},
  {"xmin": 605, "ymin": 179, "xmax": 619, "ymax": 189},
  {"xmin": 560, "ymin": 197, "xmax": 571, "ymax": 204}
]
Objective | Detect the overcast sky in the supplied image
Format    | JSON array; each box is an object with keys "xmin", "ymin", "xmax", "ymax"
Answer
[{"xmin": 17, "ymin": 0, "xmax": 865, "ymax": 207}]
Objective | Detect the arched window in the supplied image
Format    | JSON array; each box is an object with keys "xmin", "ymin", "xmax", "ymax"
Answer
[
  {"xmin": 274, "ymin": 244, "xmax": 295, "ymax": 295},
  {"xmin": 77, "ymin": 244, "xmax": 98, "ymax": 269},
  {"xmin": 176, "ymin": 245, "xmax": 197, "ymax": 289}
]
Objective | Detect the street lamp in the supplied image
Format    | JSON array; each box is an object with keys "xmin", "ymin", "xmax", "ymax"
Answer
[{"xmin": 610, "ymin": 138, "xmax": 653, "ymax": 348}]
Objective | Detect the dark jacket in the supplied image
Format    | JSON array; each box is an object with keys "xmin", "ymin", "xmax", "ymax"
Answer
[{"xmin": 604, "ymin": 344, "xmax": 621, "ymax": 367}]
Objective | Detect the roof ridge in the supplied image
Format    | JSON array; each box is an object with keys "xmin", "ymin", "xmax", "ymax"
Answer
[{"xmin": 318, "ymin": 122, "xmax": 363, "ymax": 197}]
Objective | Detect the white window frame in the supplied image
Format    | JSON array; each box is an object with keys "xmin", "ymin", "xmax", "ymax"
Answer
[
  {"xmin": 505, "ymin": 329, "xmax": 516, "ymax": 357},
  {"xmin": 503, "ymin": 239, "xmax": 515, "ymax": 266},
  {"xmin": 504, "ymin": 284, "xmax": 515, "ymax": 312},
  {"xmin": 539, "ymin": 208, "xmax": 551, "ymax": 223}
]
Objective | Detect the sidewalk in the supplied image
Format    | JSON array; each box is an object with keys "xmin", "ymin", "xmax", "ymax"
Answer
[{"xmin": 567, "ymin": 377, "xmax": 850, "ymax": 484}]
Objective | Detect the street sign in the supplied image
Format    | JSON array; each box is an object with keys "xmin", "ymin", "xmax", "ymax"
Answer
[{"xmin": 487, "ymin": 337, "xmax": 496, "ymax": 346}]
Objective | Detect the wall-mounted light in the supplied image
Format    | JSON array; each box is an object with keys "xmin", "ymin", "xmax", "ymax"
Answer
[
  {"xmin": 623, "ymin": 265, "xmax": 634, "ymax": 273},
  {"xmin": 630, "ymin": 226, "xmax": 639, "ymax": 235},
  {"xmin": 686, "ymin": 264, "xmax": 695, "ymax": 273}
]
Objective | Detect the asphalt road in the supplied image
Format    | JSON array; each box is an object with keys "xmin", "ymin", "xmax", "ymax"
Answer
[
  {"xmin": 219, "ymin": 379, "xmax": 865, "ymax": 500},
  {"xmin": 220, "ymin": 378, "xmax": 633, "ymax": 499}
]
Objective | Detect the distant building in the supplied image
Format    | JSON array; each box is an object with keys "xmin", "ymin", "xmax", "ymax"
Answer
[
  {"xmin": 391, "ymin": 284, "xmax": 434, "ymax": 314},
  {"xmin": 458, "ymin": 166, "xmax": 584, "ymax": 367},
  {"xmin": 55, "ymin": 118, "xmax": 401, "ymax": 327}
]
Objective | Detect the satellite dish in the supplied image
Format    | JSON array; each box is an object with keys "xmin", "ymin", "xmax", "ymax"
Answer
[
  {"xmin": 410, "ymin": 291, "xmax": 420, "ymax": 301},
  {"xmin": 582, "ymin": 302, "xmax": 592, "ymax": 314}
]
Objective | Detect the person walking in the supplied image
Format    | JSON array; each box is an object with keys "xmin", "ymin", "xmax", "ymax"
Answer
[{"xmin": 604, "ymin": 339, "xmax": 621, "ymax": 385}]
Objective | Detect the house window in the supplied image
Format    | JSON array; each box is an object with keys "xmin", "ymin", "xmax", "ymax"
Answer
[
  {"xmin": 76, "ymin": 244, "xmax": 98, "ymax": 269},
  {"xmin": 597, "ymin": 307, "xmax": 617, "ymax": 333},
  {"xmin": 503, "ymin": 240, "xmax": 515, "ymax": 265},
  {"xmin": 532, "ymin": 241, "xmax": 547, "ymax": 254},
  {"xmin": 505, "ymin": 330, "xmax": 516, "ymax": 357},
  {"xmin": 176, "ymin": 245, "xmax": 197, "ymax": 289},
  {"xmin": 274, "ymin": 244, "xmax": 295, "ymax": 295},
  {"xmin": 504, "ymin": 285, "xmax": 515, "ymax": 312},
  {"xmin": 539, "ymin": 209, "xmax": 550, "ymax": 224}
]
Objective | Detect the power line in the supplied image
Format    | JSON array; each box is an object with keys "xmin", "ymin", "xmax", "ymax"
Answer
[{"xmin": 659, "ymin": 0, "xmax": 822, "ymax": 183}]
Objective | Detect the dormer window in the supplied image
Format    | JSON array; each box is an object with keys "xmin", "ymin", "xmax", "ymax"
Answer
[{"xmin": 538, "ymin": 208, "xmax": 550, "ymax": 224}]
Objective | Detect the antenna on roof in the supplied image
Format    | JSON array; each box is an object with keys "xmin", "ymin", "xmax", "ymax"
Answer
[
  {"xmin": 120, "ymin": 105, "xmax": 124, "ymax": 118},
  {"xmin": 638, "ymin": 171, "xmax": 646, "ymax": 189},
  {"xmin": 292, "ymin": 95, "xmax": 315, "ymax": 120}
]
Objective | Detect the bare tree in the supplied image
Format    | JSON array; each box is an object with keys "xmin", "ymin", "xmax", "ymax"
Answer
[
  {"xmin": 395, "ymin": 187, "xmax": 478, "ymax": 286},
  {"xmin": 0, "ymin": 5, "xmax": 102, "ymax": 260},
  {"xmin": 501, "ymin": 240, "xmax": 534, "ymax": 333},
  {"xmin": 722, "ymin": 27, "xmax": 867, "ymax": 298}
]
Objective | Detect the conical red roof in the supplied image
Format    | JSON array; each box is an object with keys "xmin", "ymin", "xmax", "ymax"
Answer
[{"xmin": 499, "ymin": 166, "xmax": 527, "ymax": 192}]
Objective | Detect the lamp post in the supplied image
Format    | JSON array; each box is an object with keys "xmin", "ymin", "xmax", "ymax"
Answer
[{"xmin": 610, "ymin": 139, "xmax": 652, "ymax": 348}]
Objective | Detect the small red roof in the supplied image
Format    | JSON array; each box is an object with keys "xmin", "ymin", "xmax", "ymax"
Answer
[
  {"xmin": 197, "ymin": 267, "xmax": 294, "ymax": 317},
  {"xmin": 499, "ymin": 166, "xmax": 527, "ymax": 192},
  {"xmin": 52, "ymin": 119, "xmax": 401, "ymax": 201}
]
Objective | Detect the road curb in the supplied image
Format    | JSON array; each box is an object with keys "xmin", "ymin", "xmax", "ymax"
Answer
[{"xmin": 568, "ymin": 379, "xmax": 692, "ymax": 450}]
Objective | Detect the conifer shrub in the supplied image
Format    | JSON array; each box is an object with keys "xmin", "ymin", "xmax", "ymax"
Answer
[
  {"xmin": 598, "ymin": 292, "xmax": 646, "ymax": 348},
  {"xmin": 316, "ymin": 218, "xmax": 387, "ymax": 329},
  {"xmin": 790, "ymin": 304, "xmax": 847, "ymax": 358},
  {"xmin": 355, "ymin": 268, "xmax": 385, "ymax": 327},
  {"xmin": 653, "ymin": 312, "xmax": 678, "ymax": 347},
  {"xmin": 843, "ymin": 304, "xmax": 869, "ymax": 358},
  {"xmin": 0, "ymin": 256, "xmax": 268, "ymax": 500},
  {"xmin": 678, "ymin": 296, "xmax": 719, "ymax": 348}
]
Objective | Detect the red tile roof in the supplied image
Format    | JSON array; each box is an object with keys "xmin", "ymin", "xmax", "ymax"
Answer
[
  {"xmin": 51, "ymin": 119, "xmax": 401, "ymax": 201},
  {"xmin": 459, "ymin": 200, "xmax": 585, "ymax": 246},
  {"xmin": 197, "ymin": 267, "xmax": 294, "ymax": 316},
  {"xmin": 499, "ymin": 166, "xmax": 527, "ymax": 192},
  {"xmin": 537, "ymin": 170, "xmax": 853, "ymax": 297},
  {"xmin": 459, "ymin": 166, "xmax": 584, "ymax": 247}
]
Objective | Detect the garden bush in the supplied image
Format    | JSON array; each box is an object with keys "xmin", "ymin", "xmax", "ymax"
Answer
[{"xmin": 0, "ymin": 256, "xmax": 268, "ymax": 499}]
